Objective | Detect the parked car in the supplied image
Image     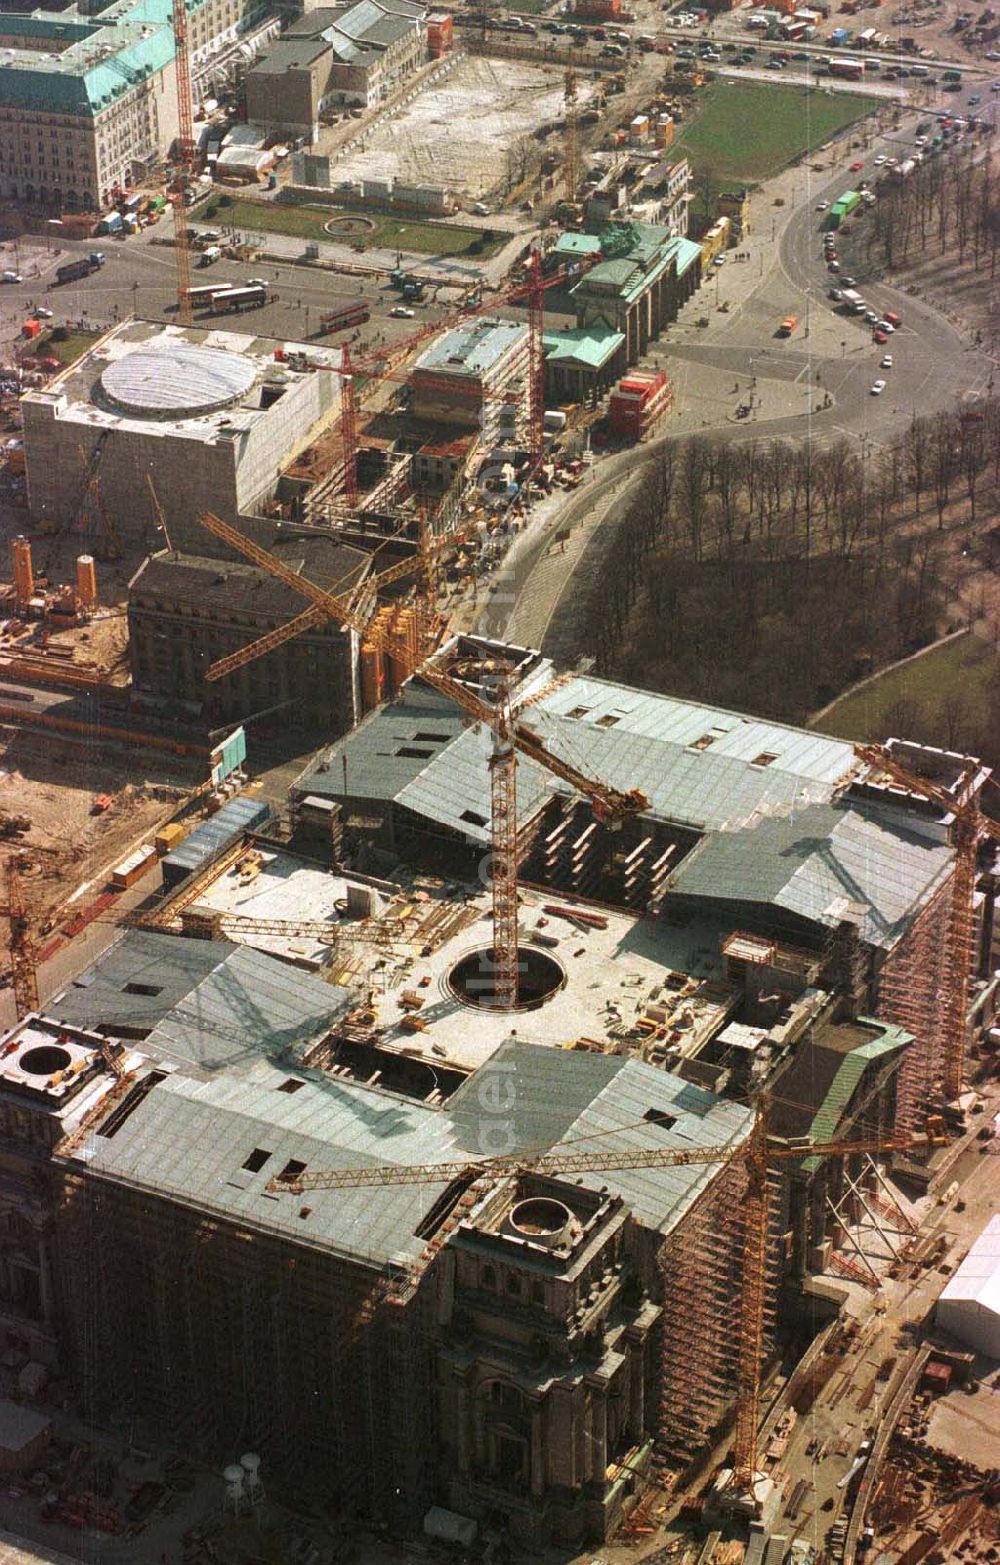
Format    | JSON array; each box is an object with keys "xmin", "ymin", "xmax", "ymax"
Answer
[
  {"xmin": 816, "ymin": 200, "xmax": 829, "ymax": 210},
  {"xmin": 389, "ymin": 305, "xmax": 415, "ymax": 318},
  {"xmin": 842, "ymin": 276, "xmax": 857, "ymax": 289},
  {"xmin": 850, "ymin": 160, "xmax": 864, "ymax": 172},
  {"xmin": 1, "ymin": 271, "xmax": 22, "ymax": 284},
  {"xmin": 877, "ymin": 319, "xmax": 895, "ymax": 333},
  {"xmin": 881, "ymin": 354, "xmax": 893, "ymax": 368},
  {"xmin": 874, "ymin": 328, "xmax": 889, "ymax": 344},
  {"xmin": 870, "ymin": 379, "xmax": 886, "ymax": 395},
  {"xmin": 32, "ymin": 306, "xmax": 53, "ymax": 319}
]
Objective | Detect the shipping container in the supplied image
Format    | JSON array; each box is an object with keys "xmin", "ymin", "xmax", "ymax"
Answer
[
  {"xmin": 161, "ymin": 796, "xmax": 274, "ymax": 888},
  {"xmin": 155, "ymin": 821, "xmax": 187, "ymax": 855},
  {"xmin": 111, "ymin": 844, "xmax": 158, "ymax": 890}
]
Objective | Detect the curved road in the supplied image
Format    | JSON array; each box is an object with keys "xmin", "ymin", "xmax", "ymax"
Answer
[{"xmin": 478, "ymin": 91, "xmax": 996, "ymax": 653}]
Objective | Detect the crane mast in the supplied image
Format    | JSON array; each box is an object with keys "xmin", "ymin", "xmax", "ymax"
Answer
[
  {"xmin": 171, "ymin": 0, "xmax": 195, "ymax": 327},
  {"xmin": 3, "ymin": 856, "xmax": 39, "ymax": 1019},
  {"xmin": 854, "ymin": 742, "xmax": 1000, "ymax": 1101},
  {"xmin": 487, "ymin": 668, "xmax": 518, "ymax": 1009}
]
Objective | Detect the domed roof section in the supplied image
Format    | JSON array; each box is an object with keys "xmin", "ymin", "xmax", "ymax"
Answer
[{"xmin": 99, "ymin": 342, "xmax": 257, "ymax": 419}]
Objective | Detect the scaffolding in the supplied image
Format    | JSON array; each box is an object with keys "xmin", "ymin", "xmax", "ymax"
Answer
[
  {"xmin": 53, "ymin": 1172, "xmax": 436, "ymax": 1527},
  {"xmin": 877, "ymin": 877, "xmax": 952, "ymax": 1133},
  {"xmin": 655, "ymin": 1153, "xmax": 780, "ymax": 1472}
]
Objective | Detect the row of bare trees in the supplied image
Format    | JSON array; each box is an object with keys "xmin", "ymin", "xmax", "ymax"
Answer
[
  {"xmin": 860, "ymin": 148, "xmax": 1000, "ymax": 278},
  {"xmin": 559, "ymin": 399, "xmax": 1000, "ymax": 750}
]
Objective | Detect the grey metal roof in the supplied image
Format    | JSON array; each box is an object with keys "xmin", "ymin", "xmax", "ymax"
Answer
[
  {"xmin": 447, "ymin": 1041, "xmax": 752, "ymax": 1235},
  {"xmin": 297, "ymin": 672, "xmax": 857, "ymax": 836},
  {"xmin": 78, "ymin": 1058, "xmax": 453, "ymax": 1269},
  {"xmin": 668, "ymin": 802, "xmax": 954, "ymax": 951},
  {"xmin": 74, "ymin": 1039, "xmax": 750, "ymax": 1267},
  {"xmin": 250, "ymin": 38, "xmax": 331, "ymax": 73},
  {"xmin": 395, "ymin": 723, "xmax": 551, "ymax": 845},
  {"xmin": 294, "ymin": 683, "xmax": 466, "ymax": 808},
  {"xmin": 49, "ymin": 930, "xmax": 351, "ymax": 1068},
  {"xmin": 51, "ymin": 929, "xmax": 238, "ymax": 1035},
  {"xmin": 141, "ymin": 945, "xmax": 354, "ymax": 1074},
  {"xmin": 527, "ymin": 675, "xmax": 858, "ymax": 832}
]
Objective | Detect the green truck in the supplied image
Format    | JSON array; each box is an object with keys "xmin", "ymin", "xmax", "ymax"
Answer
[{"xmin": 825, "ymin": 189, "xmax": 862, "ymax": 229}]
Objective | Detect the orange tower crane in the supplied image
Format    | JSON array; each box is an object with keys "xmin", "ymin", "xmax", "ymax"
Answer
[
  {"xmin": 854, "ymin": 742, "xmax": 1000, "ymax": 1102},
  {"xmin": 333, "ymin": 249, "xmax": 591, "ymax": 499},
  {"xmin": 267, "ymin": 1109, "xmax": 946, "ymax": 1496},
  {"xmin": 196, "ymin": 510, "xmax": 648, "ymax": 1006},
  {"xmin": 171, "ymin": 0, "xmax": 196, "ymax": 326},
  {"xmin": 2, "ymin": 855, "xmax": 39, "ymax": 1019}
]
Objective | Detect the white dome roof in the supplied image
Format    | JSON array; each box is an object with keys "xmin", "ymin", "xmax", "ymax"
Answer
[{"xmin": 100, "ymin": 342, "xmax": 256, "ymax": 418}]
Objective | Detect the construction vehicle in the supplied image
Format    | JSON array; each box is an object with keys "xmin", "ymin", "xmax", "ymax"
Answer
[
  {"xmin": 197, "ymin": 510, "xmax": 649, "ymax": 1010},
  {"xmin": 267, "ymin": 1105, "xmax": 946, "ymax": 1500}
]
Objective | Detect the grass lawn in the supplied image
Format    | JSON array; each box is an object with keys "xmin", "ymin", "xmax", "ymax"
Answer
[
  {"xmin": 40, "ymin": 327, "xmax": 100, "ymax": 366},
  {"xmin": 508, "ymin": 0, "xmax": 553, "ymax": 11},
  {"xmin": 674, "ymin": 80, "xmax": 881, "ymax": 188},
  {"xmin": 809, "ymin": 632, "xmax": 1000, "ymax": 743},
  {"xmin": 204, "ymin": 197, "xmax": 507, "ymax": 260}
]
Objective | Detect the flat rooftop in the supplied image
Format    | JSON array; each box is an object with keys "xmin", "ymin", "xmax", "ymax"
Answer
[
  {"xmin": 158, "ymin": 845, "xmax": 738, "ymax": 1071},
  {"xmin": 363, "ymin": 885, "xmax": 738, "ymax": 1072},
  {"xmin": 177, "ymin": 844, "xmax": 394, "ymax": 970},
  {"xmin": 415, "ymin": 318, "xmax": 528, "ymax": 380},
  {"xmin": 23, "ymin": 320, "xmax": 343, "ymax": 445}
]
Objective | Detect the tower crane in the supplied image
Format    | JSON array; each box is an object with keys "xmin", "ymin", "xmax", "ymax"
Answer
[
  {"xmin": 1, "ymin": 855, "xmax": 39, "ymax": 1019},
  {"xmin": 170, "ymin": 0, "xmax": 196, "ymax": 327},
  {"xmin": 196, "ymin": 510, "xmax": 649, "ymax": 1009},
  {"xmin": 267, "ymin": 1108, "xmax": 946, "ymax": 1497},
  {"xmin": 853, "ymin": 742, "xmax": 1000, "ymax": 1101},
  {"xmin": 564, "ymin": 49, "xmax": 580, "ymax": 206},
  {"xmin": 332, "ymin": 248, "xmax": 597, "ymax": 499}
]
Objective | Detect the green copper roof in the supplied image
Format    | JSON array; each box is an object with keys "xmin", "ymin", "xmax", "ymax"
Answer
[
  {"xmin": 0, "ymin": 0, "xmax": 216, "ymax": 115},
  {"xmin": 543, "ymin": 326, "xmax": 625, "ymax": 369}
]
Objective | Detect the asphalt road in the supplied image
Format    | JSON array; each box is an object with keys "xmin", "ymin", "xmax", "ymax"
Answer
[
  {"xmin": 478, "ymin": 98, "xmax": 996, "ymax": 651},
  {"xmin": 768, "ymin": 1101, "xmax": 1000, "ymax": 1557},
  {"xmin": 0, "ymin": 224, "xmax": 458, "ymax": 360}
]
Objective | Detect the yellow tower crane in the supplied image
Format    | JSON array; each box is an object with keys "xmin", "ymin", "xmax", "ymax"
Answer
[
  {"xmin": 195, "ymin": 511, "xmax": 648, "ymax": 1010},
  {"xmin": 267, "ymin": 1109, "xmax": 946, "ymax": 1497},
  {"xmin": 853, "ymin": 742, "xmax": 1000, "ymax": 1102}
]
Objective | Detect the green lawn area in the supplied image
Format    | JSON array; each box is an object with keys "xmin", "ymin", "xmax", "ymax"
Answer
[
  {"xmin": 809, "ymin": 633, "xmax": 1000, "ymax": 743},
  {"xmin": 508, "ymin": 0, "xmax": 553, "ymax": 11},
  {"xmin": 203, "ymin": 197, "xmax": 506, "ymax": 260},
  {"xmin": 40, "ymin": 327, "xmax": 100, "ymax": 366},
  {"xmin": 674, "ymin": 80, "xmax": 881, "ymax": 187}
]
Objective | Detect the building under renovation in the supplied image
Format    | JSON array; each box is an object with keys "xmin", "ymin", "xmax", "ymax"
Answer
[
  {"xmin": 127, "ymin": 531, "xmax": 372, "ymax": 727},
  {"xmin": 292, "ymin": 637, "xmax": 996, "ymax": 1129},
  {"xmin": 20, "ymin": 321, "xmax": 344, "ymax": 555},
  {"xmin": 4, "ymin": 640, "xmax": 995, "ymax": 1549}
]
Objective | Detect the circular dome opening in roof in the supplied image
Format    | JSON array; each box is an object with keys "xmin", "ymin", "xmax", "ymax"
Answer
[{"xmin": 99, "ymin": 343, "xmax": 257, "ymax": 419}]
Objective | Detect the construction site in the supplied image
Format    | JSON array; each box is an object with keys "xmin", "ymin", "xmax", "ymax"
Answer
[
  {"xmin": 326, "ymin": 56, "xmax": 597, "ymax": 201},
  {"xmin": 0, "ymin": 593, "xmax": 996, "ymax": 1562},
  {"xmin": 0, "ymin": 4, "xmax": 996, "ymax": 1564}
]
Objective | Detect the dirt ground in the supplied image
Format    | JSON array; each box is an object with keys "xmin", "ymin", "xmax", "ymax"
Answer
[
  {"xmin": 0, "ymin": 728, "xmax": 197, "ymax": 939},
  {"xmin": 887, "ymin": 0, "xmax": 1000, "ymax": 66},
  {"xmin": 328, "ymin": 55, "xmax": 586, "ymax": 200}
]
